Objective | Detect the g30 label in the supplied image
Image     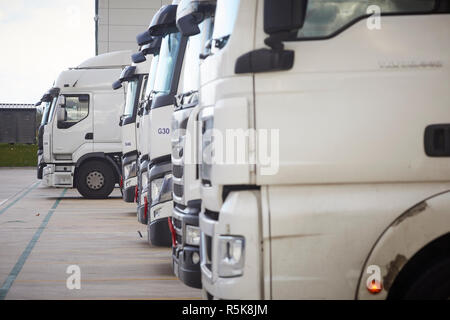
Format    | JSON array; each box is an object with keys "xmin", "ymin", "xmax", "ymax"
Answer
[{"xmin": 158, "ymin": 128, "xmax": 170, "ymax": 134}]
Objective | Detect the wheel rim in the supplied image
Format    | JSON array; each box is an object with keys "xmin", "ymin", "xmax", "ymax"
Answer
[{"xmin": 86, "ymin": 171, "xmax": 105, "ymax": 190}]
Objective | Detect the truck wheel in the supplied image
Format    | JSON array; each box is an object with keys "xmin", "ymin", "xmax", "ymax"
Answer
[
  {"xmin": 402, "ymin": 258, "xmax": 450, "ymax": 300},
  {"xmin": 76, "ymin": 160, "xmax": 116, "ymax": 199}
]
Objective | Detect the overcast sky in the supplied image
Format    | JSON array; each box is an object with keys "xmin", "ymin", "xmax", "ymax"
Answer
[{"xmin": 0, "ymin": 0, "xmax": 95, "ymax": 104}]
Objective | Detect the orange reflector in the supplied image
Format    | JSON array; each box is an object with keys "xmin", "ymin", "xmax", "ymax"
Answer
[{"xmin": 368, "ymin": 280, "xmax": 382, "ymax": 294}]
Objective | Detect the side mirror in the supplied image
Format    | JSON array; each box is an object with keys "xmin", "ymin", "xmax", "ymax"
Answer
[
  {"xmin": 148, "ymin": 5, "xmax": 178, "ymax": 36},
  {"xmin": 176, "ymin": 0, "xmax": 215, "ymax": 36},
  {"xmin": 112, "ymin": 80, "xmax": 123, "ymax": 90},
  {"xmin": 56, "ymin": 106, "xmax": 67, "ymax": 122},
  {"xmin": 56, "ymin": 95, "xmax": 66, "ymax": 107},
  {"xmin": 136, "ymin": 30, "xmax": 152, "ymax": 46},
  {"xmin": 234, "ymin": 0, "xmax": 307, "ymax": 74},
  {"xmin": 264, "ymin": 0, "xmax": 307, "ymax": 36},
  {"xmin": 132, "ymin": 51, "xmax": 146, "ymax": 63}
]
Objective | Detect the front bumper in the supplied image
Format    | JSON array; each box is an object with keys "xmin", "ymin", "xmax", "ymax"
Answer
[
  {"xmin": 42, "ymin": 164, "xmax": 73, "ymax": 188},
  {"xmin": 122, "ymin": 176, "xmax": 137, "ymax": 202},
  {"xmin": 37, "ymin": 151, "xmax": 45, "ymax": 180},
  {"xmin": 172, "ymin": 201, "xmax": 202, "ymax": 289},
  {"xmin": 200, "ymin": 190, "xmax": 262, "ymax": 300},
  {"xmin": 137, "ymin": 161, "xmax": 149, "ymax": 225}
]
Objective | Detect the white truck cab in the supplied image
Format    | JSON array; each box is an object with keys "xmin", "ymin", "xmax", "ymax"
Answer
[
  {"xmin": 112, "ymin": 50, "xmax": 152, "ymax": 203},
  {"xmin": 142, "ymin": 1, "xmax": 189, "ymax": 247},
  {"xmin": 198, "ymin": 0, "xmax": 450, "ymax": 299},
  {"xmin": 133, "ymin": 37, "xmax": 163, "ymax": 227},
  {"xmin": 169, "ymin": 0, "xmax": 216, "ymax": 289},
  {"xmin": 41, "ymin": 51, "xmax": 131, "ymax": 199},
  {"xmin": 36, "ymin": 87, "xmax": 60, "ymax": 179}
]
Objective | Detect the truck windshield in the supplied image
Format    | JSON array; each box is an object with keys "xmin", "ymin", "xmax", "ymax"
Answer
[
  {"xmin": 211, "ymin": 0, "xmax": 240, "ymax": 51},
  {"xmin": 152, "ymin": 32, "xmax": 182, "ymax": 96},
  {"xmin": 40, "ymin": 101, "xmax": 52, "ymax": 125},
  {"xmin": 123, "ymin": 78, "xmax": 139, "ymax": 117},
  {"xmin": 144, "ymin": 54, "xmax": 160, "ymax": 98}
]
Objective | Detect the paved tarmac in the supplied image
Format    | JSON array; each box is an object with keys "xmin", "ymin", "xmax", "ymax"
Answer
[{"xmin": 0, "ymin": 168, "xmax": 201, "ymax": 300}]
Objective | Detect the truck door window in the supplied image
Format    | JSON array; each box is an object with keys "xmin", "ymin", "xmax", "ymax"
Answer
[
  {"xmin": 57, "ymin": 95, "xmax": 89, "ymax": 129},
  {"xmin": 124, "ymin": 79, "xmax": 139, "ymax": 117},
  {"xmin": 296, "ymin": 0, "xmax": 436, "ymax": 39}
]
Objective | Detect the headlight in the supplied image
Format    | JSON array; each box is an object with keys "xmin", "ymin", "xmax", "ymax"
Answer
[
  {"xmin": 217, "ymin": 235, "xmax": 245, "ymax": 278},
  {"xmin": 141, "ymin": 171, "xmax": 148, "ymax": 190},
  {"xmin": 123, "ymin": 161, "xmax": 137, "ymax": 180},
  {"xmin": 150, "ymin": 173, "xmax": 173, "ymax": 205},
  {"xmin": 185, "ymin": 225, "xmax": 200, "ymax": 246},
  {"xmin": 200, "ymin": 107, "xmax": 214, "ymax": 185},
  {"xmin": 140, "ymin": 172, "xmax": 148, "ymax": 204}
]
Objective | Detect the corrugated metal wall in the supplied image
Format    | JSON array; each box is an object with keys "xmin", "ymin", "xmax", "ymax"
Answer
[
  {"xmin": 96, "ymin": 0, "xmax": 172, "ymax": 55},
  {"xmin": 0, "ymin": 106, "xmax": 36, "ymax": 144}
]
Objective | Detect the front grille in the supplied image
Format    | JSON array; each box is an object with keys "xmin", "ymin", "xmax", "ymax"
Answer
[
  {"xmin": 173, "ymin": 183, "xmax": 184, "ymax": 198},
  {"xmin": 173, "ymin": 164, "xmax": 183, "ymax": 179},
  {"xmin": 173, "ymin": 217, "xmax": 182, "ymax": 229},
  {"xmin": 176, "ymin": 234, "xmax": 182, "ymax": 245}
]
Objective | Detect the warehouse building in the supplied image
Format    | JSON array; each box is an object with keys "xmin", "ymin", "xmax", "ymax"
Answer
[
  {"xmin": 95, "ymin": 0, "xmax": 172, "ymax": 55},
  {"xmin": 0, "ymin": 104, "xmax": 36, "ymax": 144}
]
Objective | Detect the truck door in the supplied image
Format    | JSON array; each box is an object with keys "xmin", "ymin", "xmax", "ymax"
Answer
[{"xmin": 52, "ymin": 94, "xmax": 93, "ymax": 158}]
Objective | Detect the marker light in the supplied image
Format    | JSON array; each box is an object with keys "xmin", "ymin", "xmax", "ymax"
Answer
[{"xmin": 367, "ymin": 280, "xmax": 382, "ymax": 294}]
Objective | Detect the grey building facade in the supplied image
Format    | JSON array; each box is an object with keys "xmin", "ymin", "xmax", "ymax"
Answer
[
  {"xmin": 95, "ymin": 0, "xmax": 172, "ymax": 55},
  {"xmin": 0, "ymin": 104, "xmax": 36, "ymax": 144}
]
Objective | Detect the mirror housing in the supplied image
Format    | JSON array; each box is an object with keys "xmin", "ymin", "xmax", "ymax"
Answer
[
  {"xmin": 136, "ymin": 30, "xmax": 153, "ymax": 46},
  {"xmin": 120, "ymin": 66, "xmax": 137, "ymax": 82},
  {"xmin": 264, "ymin": 0, "xmax": 307, "ymax": 49},
  {"xmin": 132, "ymin": 51, "xmax": 146, "ymax": 63},
  {"xmin": 56, "ymin": 95, "xmax": 66, "ymax": 107},
  {"xmin": 176, "ymin": 0, "xmax": 216, "ymax": 36},
  {"xmin": 143, "ymin": 36, "xmax": 162, "ymax": 55},
  {"xmin": 112, "ymin": 80, "xmax": 122, "ymax": 90},
  {"xmin": 148, "ymin": 4, "xmax": 178, "ymax": 36},
  {"xmin": 56, "ymin": 106, "xmax": 66, "ymax": 122}
]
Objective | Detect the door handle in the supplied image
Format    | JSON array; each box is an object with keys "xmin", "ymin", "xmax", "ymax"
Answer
[
  {"xmin": 85, "ymin": 133, "xmax": 93, "ymax": 140},
  {"xmin": 424, "ymin": 124, "xmax": 450, "ymax": 156}
]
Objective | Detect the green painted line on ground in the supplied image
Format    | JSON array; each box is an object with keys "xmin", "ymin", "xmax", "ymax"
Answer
[
  {"xmin": 0, "ymin": 188, "xmax": 67, "ymax": 300},
  {"xmin": 0, "ymin": 181, "xmax": 41, "ymax": 216}
]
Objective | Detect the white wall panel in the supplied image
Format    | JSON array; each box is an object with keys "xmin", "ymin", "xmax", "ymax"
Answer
[{"xmin": 96, "ymin": 0, "xmax": 169, "ymax": 54}]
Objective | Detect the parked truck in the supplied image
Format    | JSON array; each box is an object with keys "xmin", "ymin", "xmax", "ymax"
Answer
[
  {"xmin": 112, "ymin": 49, "xmax": 152, "ymax": 203},
  {"xmin": 133, "ymin": 37, "xmax": 163, "ymax": 227},
  {"xmin": 40, "ymin": 51, "xmax": 131, "ymax": 199},
  {"xmin": 142, "ymin": 1, "xmax": 189, "ymax": 247},
  {"xmin": 198, "ymin": 0, "xmax": 450, "ymax": 299},
  {"xmin": 169, "ymin": 0, "xmax": 216, "ymax": 289}
]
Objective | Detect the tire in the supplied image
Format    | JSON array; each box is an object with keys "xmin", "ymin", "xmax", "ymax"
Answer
[
  {"xmin": 402, "ymin": 257, "xmax": 450, "ymax": 300},
  {"xmin": 76, "ymin": 160, "xmax": 116, "ymax": 199}
]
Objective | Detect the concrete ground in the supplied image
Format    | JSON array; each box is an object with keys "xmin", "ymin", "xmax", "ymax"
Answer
[{"xmin": 0, "ymin": 168, "xmax": 201, "ymax": 300}]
